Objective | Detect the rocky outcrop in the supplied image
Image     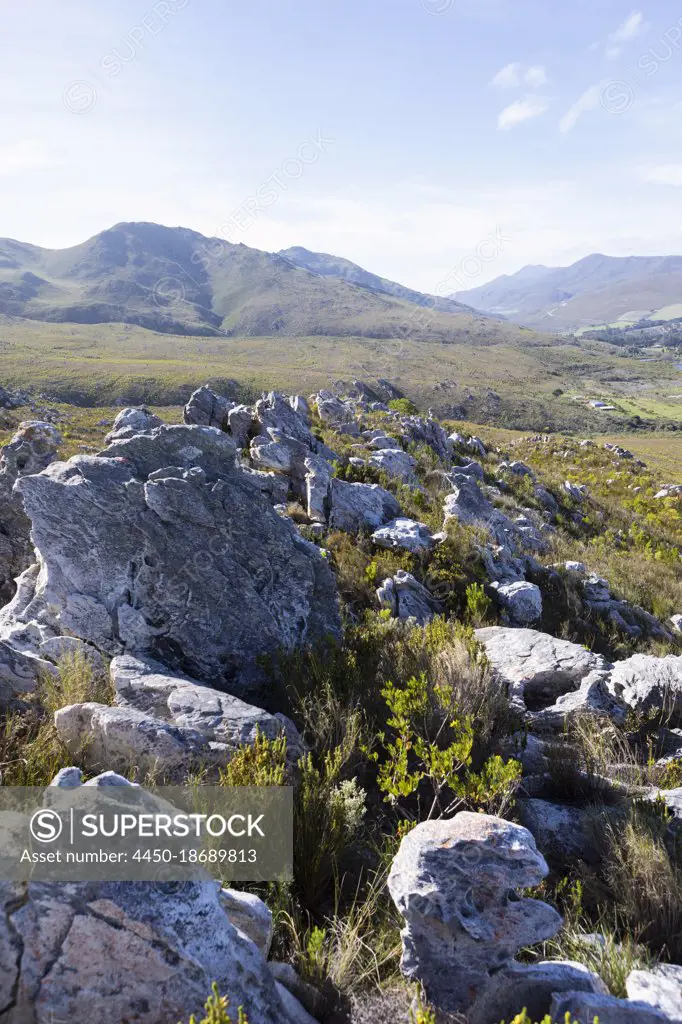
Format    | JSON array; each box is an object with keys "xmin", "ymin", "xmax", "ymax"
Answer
[
  {"xmin": 105, "ymin": 407, "xmax": 163, "ymax": 443},
  {"xmin": 367, "ymin": 447, "xmax": 417, "ymax": 483},
  {"xmin": 387, "ymin": 812, "xmax": 562, "ymax": 1014},
  {"xmin": 0, "ymin": 424, "xmax": 341, "ymax": 694},
  {"xmin": 606, "ymin": 653, "xmax": 682, "ymax": 724},
  {"xmin": 377, "ymin": 571, "xmax": 440, "ymax": 625},
  {"xmin": 328, "ymin": 480, "xmax": 400, "ymax": 532},
  {"xmin": 183, "ymin": 384, "xmax": 235, "ymax": 429},
  {"xmin": 0, "ymin": 778, "xmax": 314, "ymax": 1024},
  {"xmin": 371, "ymin": 518, "xmax": 434, "ymax": 554},
  {"xmin": 0, "ymin": 421, "xmax": 61, "ymax": 603}
]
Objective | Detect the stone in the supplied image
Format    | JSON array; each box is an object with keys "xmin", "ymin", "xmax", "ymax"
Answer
[
  {"xmin": 469, "ymin": 960, "xmax": 608, "ymax": 1024},
  {"xmin": 606, "ymin": 653, "xmax": 682, "ymax": 723},
  {"xmin": 250, "ymin": 429, "xmax": 309, "ymax": 480},
  {"xmin": 550, "ymin": 990, "xmax": 671, "ymax": 1023},
  {"xmin": 0, "ymin": 424, "xmax": 341, "ymax": 694},
  {"xmin": 111, "ymin": 654, "xmax": 303, "ymax": 762},
  {"xmin": 377, "ymin": 571, "xmax": 440, "ymax": 626},
  {"xmin": 227, "ymin": 404, "xmax": 255, "ymax": 448},
  {"xmin": 268, "ymin": 963, "xmax": 325, "ymax": 1019},
  {"xmin": 399, "ymin": 416, "xmax": 451, "ymax": 461},
  {"xmin": 0, "ymin": 636, "xmax": 57, "ymax": 707},
  {"xmin": 368, "ymin": 448, "xmax": 417, "ymax": 483},
  {"xmin": 564, "ymin": 480, "xmax": 586, "ymax": 501},
  {"xmin": 0, "ymin": 421, "xmax": 61, "ymax": 604},
  {"xmin": 304, "ymin": 455, "xmax": 333, "ymax": 523},
  {"xmin": 274, "ymin": 981, "xmax": 320, "ymax": 1024},
  {"xmin": 671, "ymin": 615, "xmax": 682, "ymax": 634},
  {"xmin": 475, "ymin": 627, "xmax": 611, "ymax": 712},
  {"xmin": 499, "ymin": 461, "xmax": 535, "ymax": 479},
  {"xmin": 38, "ymin": 636, "xmax": 105, "ymax": 672},
  {"xmin": 255, "ymin": 391, "xmax": 317, "ymax": 447},
  {"xmin": 493, "ymin": 581, "xmax": 542, "ymax": 625},
  {"xmin": 528, "ymin": 671, "xmax": 627, "ymax": 731},
  {"xmin": 289, "ymin": 394, "xmax": 311, "ymax": 419},
  {"xmin": 328, "ymin": 479, "xmax": 400, "ymax": 532},
  {"xmin": 219, "ymin": 889, "xmax": 273, "ymax": 958},
  {"xmin": 314, "ymin": 390, "xmax": 355, "ymax": 426},
  {"xmin": 183, "ymin": 385, "xmax": 235, "ymax": 429},
  {"xmin": 516, "ymin": 799, "xmax": 601, "ymax": 864},
  {"xmin": 105, "ymin": 407, "xmax": 163, "ymax": 443},
  {"xmin": 535, "ymin": 486, "xmax": 559, "ymax": 513},
  {"xmin": 627, "ymin": 964, "xmax": 682, "ymax": 1022},
  {"xmin": 366, "ymin": 435, "xmax": 403, "ymax": 451},
  {"xmin": 372, "ymin": 518, "xmax": 434, "ymax": 554},
  {"xmin": 240, "ymin": 467, "xmax": 290, "ymax": 506},
  {"xmin": 443, "ymin": 481, "xmax": 542, "ymax": 556},
  {"xmin": 387, "ymin": 812, "xmax": 561, "ymax": 1013},
  {"xmin": 0, "ymin": 872, "xmax": 300, "ymax": 1024}
]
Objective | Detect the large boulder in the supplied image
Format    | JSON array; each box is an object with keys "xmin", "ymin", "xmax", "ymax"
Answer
[
  {"xmin": 475, "ymin": 627, "xmax": 611, "ymax": 712},
  {"xmin": 371, "ymin": 518, "xmax": 434, "ymax": 554},
  {"xmin": 627, "ymin": 964, "xmax": 682, "ymax": 1022},
  {"xmin": 0, "ymin": 421, "xmax": 61, "ymax": 603},
  {"xmin": 0, "ymin": 425, "xmax": 341, "ymax": 694},
  {"xmin": 387, "ymin": 812, "xmax": 561, "ymax": 1014},
  {"xmin": 257, "ymin": 392, "xmax": 317, "ymax": 447},
  {"xmin": 376, "ymin": 571, "xmax": 440, "ymax": 625},
  {"xmin": 492, "ymin": 580, "xmax": 542, "ymax": 625},
  {"xmin": 328, "ymin": 480, "xmax": 400, "ymax": 532},
  {"xmin": 367, "ymin": 448, "xmax": 417, "ymax": 483},
  {"xmin": 105, "ymin": 407, "xmax": 163, "ymax": 443},
  {"xmin": 183, "ymin": 385, "xmax": 235, "ymax": 429},
  {"xmin": 0, "ymin": 778, "xmax": 314, "ymax": 1023},
  {"xmin": 606, "ymin": 653, "xmax": 682, "ymax": 723}
]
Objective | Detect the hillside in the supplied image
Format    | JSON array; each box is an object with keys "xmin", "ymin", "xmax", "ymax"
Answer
[
  {"xmin": 0, "ymin": 222, "xmax": 519, "ymax": 343},
  {"xmin": 454, "ymin": 253, "xmax": 682, "ymax": 331},
  {"xmin": 279, "ymin": 244, "xmax": 477, "ymax": 315}
]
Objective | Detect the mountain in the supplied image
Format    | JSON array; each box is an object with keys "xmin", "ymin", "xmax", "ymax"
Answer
[
  {"xmin": 0, "ymin": 222, "xmax": 518, "ymax": 344},
  {"xmin": 453, "ymin": 253, "xmax": 682, "ymax": 331},
  {"xmin": 279, "ymin": 245, "xmax": 476, "ymax": 315}
]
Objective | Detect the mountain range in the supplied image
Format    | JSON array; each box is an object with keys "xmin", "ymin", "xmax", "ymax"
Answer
[
  {"xmin": 453, "ymin": 254, "xmax": 682, "ymax": 332},
  {"xmin": 0, "ymin": 222, "xmax": 517, "ymax": 344}
]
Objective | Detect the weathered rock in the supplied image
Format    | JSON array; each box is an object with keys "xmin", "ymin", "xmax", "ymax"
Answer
[
  {"xmin": 564, "ymin": 480, "xmax": 586, "ymax": 501},
  {"xmin": 227, "ymin": 404, "xmax": 255, "ymax": 448},
  {"xmin": 469, "ymin": 960, "xmax": 608, "ymax": 1024},
  {"xmin": 256, "ymin": 391, "xmax": 318, "ymax": 447},
  {"xmin": 671, "ymin": 614, "xmax": 682, "ymax": 634},
  {"xmin": 0, "ymin": 421, "xmax": 61, "ymax": 603},
  {"xmin": 372, "ymin": 518, "xmax": 434, "ymax": 554},
  {"xmin": 516, "ymin": 799, "xmax": 601, "ymax": 864},
  {"xmin": 493, "ymin": 580, "xmax": 542, "ymax": 625},
  {"xmin": 528, "ymin": 671, "xmax": 627, "ymax": 731},
  {"xmin": 534, "ymin": 486, "xmax": 559, "ymax": 514},
  {"xmin": 606, "ymin": 653, "xmax": 682, "ymax": 723},
  {"xmin": 240, "ymin": 467, "xmax": 290, "ymax": 505},
  {"xmin": 0, "ymin": 635, "xmax": 57, "ymax": 707},
  {"xmin": 387, "ymin": 812, "xmax": 561, "ymax": 1013},
  {"xmin": 627, "ymin": 964, "xmax": 682, "ymax": 1022},
  {"xmin": 250, "ymin": 429, "xmax": 309, "ymax": 480},
  {"xmin": 399, "ymin": 416, "xmax": 450, "ymax": 461},
  {"xmin": 220, "ymin": 888, "xmax": 273, "ymax": 958},
  {"xmin": 499, "ymin": 461, "xmax": 535, "ymax": 479},
  {"xmin": 550, "ymin": 990, "xmax": 671, "ymax": 1023},
  {"xmin": 0, "ymin": 425, "xmax": 341, "ymax": 693},
  {"xmin": 105, "ymin": 407, "xmax": 163, "ymax": 443},
  {"xmin": 38, "ymin": 636, "xmax": 105, "ymax": 672},
  {"xmin": 314, "ymin": 390, "xmax": 355, "ymax": 427},
  {"xmin": 377, "ymin": 571, "xmax": 440, "ymax": 625},
  {"xmin": 443, "ymin": 481, "xmax": 543, "ymax": 556},
  {"xmin": 0, "ymin": 874, "xmax": 300, "ymax": 1023},
  {"xmin": 328, "ymin": 479, "xmax": 400, "ymax": 532},
  {"xmin": 183, "ymin": 385, "xmax": 235, "ymax": 429},
  {"xmin": 268, "ymin": 963, "xmax": 326, "ymax": 1020},
  {"xmin": 274, "ymin": 981, "xmax": 320, "ymax": 1024},
  {"xmin": 475, "ymin": 627, "xmax": 611, "ymax": 712},
  {"xmin": 368, "ymin": 448, "xmax": 417, "ymax": 483},
  {"xmin": 366, "ymin": 435, "xmax": 402, "ymax": 451},
  {"xmin": 304, "ymin": 455, "xmax": 333, "ymax": 523}
]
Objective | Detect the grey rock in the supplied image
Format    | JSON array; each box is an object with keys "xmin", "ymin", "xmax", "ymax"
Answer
[
  {"xmin": 50, "ymin": 766, "xmax": 84, "ymax": 788},
  {"xmin": 268, "ymin": 963, "xmax": 325, "ymax": 1019},
  {"xmin": 0, "ymin": 424, "xmax": 341, "ymax": 693},
  {"xmin": 250, "ymin": 429, "xmax": 309, "ymax": 480},
  {"xmin": 314, "ymin": 390, "xmax": 355, "ymax": 426},
  {"xmin": 564, "ymin": 480, "xmax": 586, "ymax": 501},
  {"xmin": 304, "ymin": 455, "xmax": 333, "ymax": 523},
  {"xmin": 366, "ymin": 435, "xmax": 403, "ymax": 451},
  {"xmin": 399, "ymin": 416, "xmax": 451, "ymax": 461},
  {"xmin": 38, "ymin": 636, "xmax": 105, "ymax": 672},
  {"xmin": 627, "ymin": 964, "xmax": 682, "ymax": 1022},
  {"xmin": 240, "ymin": 467, "xmax": 290, "ymax": 505},
  {"xmin": 227, "ymin": 404, "xmax": 255, "ymax": 448},
  {"xmin": 387, "ymin": 812, "xmax": 561, "ymax": 1013},
  {"xmin": 607, "ymin": 653, "xmax": 682, "ymax": 722},
  {"xmin": 256, "ymin": 391, "xmax": 317, "ymax": 448},
  {"xmin": 475, "ymin": 627, "xmax": 611, "ymax": 712},
  {"xmin": 289, "ymin": 394, "xmax": 311, "ymax": 419},
  {"xmin": 372, "ymin": 518, "xmax": 434, "ymax": 554},
  {"xmin": 0, "ymin": 421, "xmax": 61, "ymax": 603},
  {"xmin": 219, "ymin": 888, "xmax": 273, "ymax": 958},
  {"xmin": 535, "ymin": 486, "xmax": 559, "ymax": 513},
  {"xmin": 516, "ymin": 799, "xmax": 601, "ymax": 864},
  {"xmin": 377, "ymin": 571, "xmax": 440, "ymax": 626},
  {"xmin": 105, "ymin": 407, "xmax": 163, "ymax": 443},
  {"xmin": 0, "ymin": 635, "xmax": 57, "ymax": 707},
  {"xmin": 183, "ymin": 385, "xmax": 235, "ymax": 429},
  {"xmin": 469, "ymin": 960, "xmax": 608, "ymax": 1024},
  {"xmin": 493, "ymin": 580, "xmax": 542, "ymax": 625},
  {"xmin": 0, "ymin": 874, "xmax": 298, "ymax": 1024},
  {"xmin": 499, "ymin": 461, "xmax": 535, "ymax": 479},
  {"xmin": 528, "ymin": 671, "xmax": 627, "ymax": 731},
  {"xmin": 671, "ymin": 614, "xmax": 682, "ymax": 633},
  {"xmin": 368, "ymin": 448, "xmax": 417, "ymax": 483},
  {"xmin": 550, "ymin": 990, "xmax": 671, "ymax": 1023},
  {"xmin": 274, "ymin": 980, "xmax": 321, "ymax": 1024},
  {"xmin": 328, "ymin": 479, "xmax": 400, "ymax": 532}
]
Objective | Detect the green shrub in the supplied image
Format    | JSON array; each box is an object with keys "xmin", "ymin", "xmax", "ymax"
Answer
[
  {"xmin": 388, "ymin": 398, "xmax": 419, "ymax": 416},
  {"xmin": 465, "ymin": 581, "xmax": 493, "ymax": 626},
  {"xmin": 182, "ymin": 982, "xmax": 247, "ymax": 1024}
]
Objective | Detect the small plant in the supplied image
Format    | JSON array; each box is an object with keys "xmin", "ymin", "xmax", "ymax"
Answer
[
  {"xmin": 388, "ymin": 398, "xmax": 419, "ymax": 416},
  {"xmin": 411, "ymin": 993, "xmax": 437, "ymax": 1023},
  {"xmin": 219, "ymin": 729, "xmax": 288, "ymax": 787},
  {"xmin": 183, "ymin": 982, "xmax": 247, "ymax": 1024},
  {"xmin": 499, "ymin": 1013, "xmax": 588, "ymax": 1024},
  {"xmin": 465, "ymin": 581, "xmax": 493, "ymax": 626}
]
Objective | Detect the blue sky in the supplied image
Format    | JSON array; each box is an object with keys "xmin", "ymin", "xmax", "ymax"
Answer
[{"xmin": 2, "ymin": 0, "xmax": 682, "ymax": 290}]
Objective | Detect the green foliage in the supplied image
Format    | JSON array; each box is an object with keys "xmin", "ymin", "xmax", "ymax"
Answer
[
  {"xmin": 499, "ymin": 1013, "xmax": 589, "ymax": 1024},
  {"xmin": 219, "ymin": 729, "xmax": 288, "ymax": 787},
  {"xmin": 388, "ymin": 398, "xmax": 419, "ymax": 416},
  {"xmin": 465, "ymin": 581, "xmax": 493, "ymax": 626},
  {"xmin": 183, "ymin": 982, "xmax": 247, "ymax": 1024}
]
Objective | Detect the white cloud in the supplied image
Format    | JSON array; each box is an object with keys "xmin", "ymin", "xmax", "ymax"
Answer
[
  {"xmin": 0, "ymin": 140, "xmax": 54, "ymax": 176},
  {"xmin": 559, "ymin": 83, "xmax": 603, "ymax": 133},
  {"xmin": 606, "ymin": 10, "xmax": 644, "ymax": 59},
  {"xmin": 638, "ymin": 164, "xmax": 682, "ymax": 186},
  {"xmin": 525, "ymin": 65, "xmax": 547, "ymax": 88},
  {"xmin": 497, "ymin": 95, "xmax": 550, "ymax": 130},
  {"xmin": 491, "ymin": 62, "xmax": 521, "ymax": 88}
]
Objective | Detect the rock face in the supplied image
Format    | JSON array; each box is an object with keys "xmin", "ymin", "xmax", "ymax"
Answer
[
  {"xmin": 0, "ymin": 425, "xmax": 341, "ymax": 694},
  {"xmin": 0, "ymin": 783, "xmax": 312, "ymax": 1024},
  {"xmin": 475, "ymin": 627, "xmax": 611, "ymax": 713},
  {"xmin": 376, "ymin": 571, "xmax": 440, "ymax": 625},
  {"xmin": 0, "ymin": 421, "xmax": 61, "ymax": 603},
  {"xmin": 606, "ymin": 653, "xmax": 682, "ymax": 724},
  {"xmin": 53, "ymin": 654, "xmax": 304, "ymax": 778},
  {"xmin": 387, "ymin": 812, "xmax": 561, "ymax": 1014},
  {"xmin": 328, "ymin": 480, "xmax": 400, "ymax": 532},
  {"xmin": 627, "ymin": 964, "xmax": 682, "ymax": 1022}
]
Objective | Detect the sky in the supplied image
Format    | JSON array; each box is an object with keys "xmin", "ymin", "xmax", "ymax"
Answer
[{"xmin": 2, "ymin": 0, "xmax": 682, "ymax": 292}]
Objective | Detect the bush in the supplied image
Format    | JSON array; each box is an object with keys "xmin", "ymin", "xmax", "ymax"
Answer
[
  {"xmin": 388, "ymin": 398, "xmax": 419, "ymax": 416},
  {"xmin": 183, "ymin": 983, "xmax": 247, "ymax": 1024}
]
